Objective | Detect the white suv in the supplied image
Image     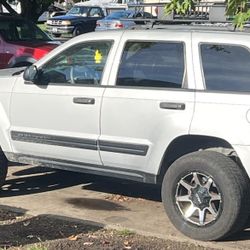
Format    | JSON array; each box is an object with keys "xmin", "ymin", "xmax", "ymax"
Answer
[{"xmin": 0, "ymin": 28, "xmax": 250, "ymax": 241}]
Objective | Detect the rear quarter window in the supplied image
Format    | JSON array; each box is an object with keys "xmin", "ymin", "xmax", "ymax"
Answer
[{"xmin": 201, "ymin": 44, "xmax": 250, "ymax": 92}]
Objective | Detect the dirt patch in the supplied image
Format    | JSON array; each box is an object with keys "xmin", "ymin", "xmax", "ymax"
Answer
[
  {"xmin": 0, "ymin": 207, "xmax": 218, "ymax": 250},
  {"xmin": 44, "ymin": 230, "xmax": 217, "ymax": 250}
]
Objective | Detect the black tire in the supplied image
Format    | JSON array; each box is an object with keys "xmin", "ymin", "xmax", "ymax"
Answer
[
  {"xmin": 73, "ymin": 26, "xmax": 82, "ymax": 37},
  {"xmin": 161, "ymin": 151, "xmax": 250, "ymax": 241},
  {"xmin": 0, "ymin": 151, "xmax": 8, "ymax": 188}
]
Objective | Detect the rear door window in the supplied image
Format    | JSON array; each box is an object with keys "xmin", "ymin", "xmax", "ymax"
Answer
[
  {"xmin": 201, "ymin": 44, "xmax": 250, "ymax": 92},
  {"xmin": 116, "ymin": 41, "xmax": 185, "ymax": 89}
]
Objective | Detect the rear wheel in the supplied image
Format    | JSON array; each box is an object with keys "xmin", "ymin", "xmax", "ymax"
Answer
[{"xmin": 161, "ymin": 151, "xmax": 250, "ymax": 241}]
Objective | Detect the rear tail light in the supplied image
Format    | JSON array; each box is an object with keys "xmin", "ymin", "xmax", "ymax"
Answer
[
  {"xmin": 115, "ymin": 22, "xmax": 124, "ymax": 28},
  {"xmin": 96, "ymin": 22, "xmax": 100, "ymax": 27}
]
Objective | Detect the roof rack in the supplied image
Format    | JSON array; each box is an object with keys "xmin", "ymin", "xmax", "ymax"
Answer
[{"xmin": 125, "ymin": 18, "xmax": 250, "ymax": 32}]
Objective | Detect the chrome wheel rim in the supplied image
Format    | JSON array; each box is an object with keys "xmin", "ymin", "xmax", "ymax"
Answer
[{"xmin": 175, "ymin": 172, "xmax": 222, "ymax": 226}]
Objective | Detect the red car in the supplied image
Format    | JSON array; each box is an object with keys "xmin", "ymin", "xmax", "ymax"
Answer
[{"xmin": 0, "ymin": 14, "xmax": 58, "ymax": 69}]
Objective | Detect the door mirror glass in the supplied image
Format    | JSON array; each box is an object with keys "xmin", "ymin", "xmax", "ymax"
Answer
[{"xmin": 23, "ymin": 65, "xmax": 39, "ymax": 82}]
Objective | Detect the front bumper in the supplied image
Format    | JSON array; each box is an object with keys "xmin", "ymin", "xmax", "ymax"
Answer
[{"xmin": 46, "ymin": 25, "xmax": 75, "ymax": 34}]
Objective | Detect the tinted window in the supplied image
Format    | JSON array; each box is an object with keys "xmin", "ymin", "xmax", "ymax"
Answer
[
  {"xmin": 0, "ymin": 20, "xmax": 50, "ymax": 42},
  {"xmin": 89, "ymin": 8, "xmax": 103, "ymax": 17},
  {"xmin": 201, "ymin": 44, "xmax": 250, "ymax": 92},
  {"xmin": 117, "ymin": 42, "xmax": 184, "ymax": 88},
  {"xmin": 41, "ymin": 41, "xmax": 112, "ymax": 85},
  {"xmin": 105, "ymin": 11, "xmax": 132, "ymax": 19}
]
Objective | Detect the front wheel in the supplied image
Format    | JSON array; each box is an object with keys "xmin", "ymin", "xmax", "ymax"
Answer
[
  {"xmin": 73, "ymin": 26, "xmax": 82, "ymax": 37},
  {"xmin": 0, "ymin": 151, "xmax": 8, "ymax": 188},
  {"xmin": 162, "ymin": 151, "xmax": 250, "ymax": 241}
]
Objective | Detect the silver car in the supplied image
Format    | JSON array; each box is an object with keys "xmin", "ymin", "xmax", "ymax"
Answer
[{"xmin": 95, "ymin": 10, "xmax": 153, "ymax": 31}]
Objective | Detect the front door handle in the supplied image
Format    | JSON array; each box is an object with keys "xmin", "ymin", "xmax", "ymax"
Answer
[
  {"xmin": 160, "ymin": 102, "xmax": 185, "ymax": 110},
  {"xmin": 73, "ymin": 97, "xmax": 95, "ymax": 105}
]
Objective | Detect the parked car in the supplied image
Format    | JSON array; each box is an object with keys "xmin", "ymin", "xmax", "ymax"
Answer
[
  {"xmin": 46, "ymin": 3, "xmax": 105, "ymax": 37},
  {"xmin": 95, "ymin": 10, "xmax": 154, "ymax": 31},
  {"xmin": 1, "ymin": 26, "xmax": 250, "ymax": 242},
  {"xmin": 46, "ymin": 2, "xmax": 127, "ymax": 37},
  {"xmin": 0, "ymin": 14, "xmax": 59, "ymax": 69},
  {"xmin": 38, "ymin": 10, "xmax": 67, "ymax": 23}
]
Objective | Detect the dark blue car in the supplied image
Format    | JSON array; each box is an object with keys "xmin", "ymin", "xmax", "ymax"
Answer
[{"xmin": 46, "ymin": 4, "xmax": 105, "ymax": 37}]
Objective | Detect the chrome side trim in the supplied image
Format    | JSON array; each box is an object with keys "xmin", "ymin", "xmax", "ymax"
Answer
[
  {"xmin": 99, "ymin": 140, "xmax": 148, "ymax": 156},
  {"xmin": 10, "ymin": 131, "xmax": 149, "ymax": 156},
  {"xmin": 11, "ymin": 131, "xmax": 97, "ymax": 151}
]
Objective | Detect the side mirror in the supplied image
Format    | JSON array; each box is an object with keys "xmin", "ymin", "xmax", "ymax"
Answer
[{"xmin": 23, "ymin": 65, "xmax": 39, "ymax": 83}]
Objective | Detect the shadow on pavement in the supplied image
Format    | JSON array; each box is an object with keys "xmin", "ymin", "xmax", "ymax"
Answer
[
  {"xmin": 0, "ymin": 207, "xmax": 103, "ymax": 249},
  {"xmin": 0, "ymin": 167, "xmax": 85, "ymax": 197},
  {"xmin": 66, "ymin": 197, "xmax": 130, "ymax": 211},
  {"xmin": 222, "ymin": 219, "xmax": 250, "ymax": 241},
  {"xmin": 81, "ymin": 177, "xmax": 162, "ymax": 202},
  {"xmin": 1, "ymin": 165, "xmax": 161, "ymax": 202}
]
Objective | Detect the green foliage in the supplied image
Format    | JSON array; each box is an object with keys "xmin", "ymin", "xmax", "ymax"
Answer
[
  {"xmin": 26, "ymin": 244, "xmax": 48, "ymax": 250},
  {"xmin": 233, "ymin": 10, "xmax": 250, "ymax": 28},
  {"xmin": 164, "ymin": 0, "xmax": 194, "ymax": 16},
  {"xmin": 164, "ymin": 0, "xmax": 250, "ymax": 29},
  {"xmin": 118, "ymin": 228, "xmax": 135, "ymax": 236}
]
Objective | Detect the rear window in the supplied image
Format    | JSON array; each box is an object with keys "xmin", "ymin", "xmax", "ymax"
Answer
[
  {"xmin": 116, "ymin": 41, "xmax": 185, "ymax": 88},
  {"xmin": 201, "ymin": 44, "xmax": 250, "ymax": 92},
  {"xmin": 106, "ymin": 11, "xmax": 131, "ymax": 19}
]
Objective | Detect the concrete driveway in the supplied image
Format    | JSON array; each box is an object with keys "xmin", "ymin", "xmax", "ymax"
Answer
[{"xmin": 0, "ymin": 164, "xmax": 250, "ymax": 250}]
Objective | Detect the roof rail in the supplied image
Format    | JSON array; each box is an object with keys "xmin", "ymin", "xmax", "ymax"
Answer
[{"xmin": 123, "ymin": 18, "xmax": 250, "ymax": 32}]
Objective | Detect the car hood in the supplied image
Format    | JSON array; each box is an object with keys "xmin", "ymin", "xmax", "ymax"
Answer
[
  {"xmin": 0, "ymin": 67, "xmax": 25, "ymax": 78},
  {"xmin": 50, "ymin": 15, "xmax": 85, "ymax": 21}
]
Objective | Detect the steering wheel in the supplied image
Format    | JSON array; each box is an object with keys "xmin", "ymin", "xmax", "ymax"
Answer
[{"xmin": 69, "ymin": 65, "xmax": 100, "ymax": 84}]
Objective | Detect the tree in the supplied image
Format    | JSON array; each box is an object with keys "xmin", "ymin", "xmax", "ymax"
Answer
[
  {"xmin": 1, "ymin": 0, "xmax": 54, "ymax": 22},
  {"xmin": 164, "ymin": 0, "xmax": 250, "ymax": 28},
  {"xmin": 19, "ymin": 0, "xmax": 54, "ymax": 22}
]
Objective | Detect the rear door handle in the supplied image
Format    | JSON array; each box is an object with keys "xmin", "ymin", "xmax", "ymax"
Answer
[
  {"xmin": 160, "ymin": 102, "xmax": 185, "ymax": 110},
  {"xmin": 73, "ymin": 97, "xmax": 95, "ymax": 105}
]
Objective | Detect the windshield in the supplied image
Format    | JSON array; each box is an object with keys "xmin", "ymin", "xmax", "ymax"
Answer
[
  {"xmin": 67, "ymin": 6, "xmax": 89, "ymax": 16},
  {"xmin": 105, "ymin": 11, "xmax": 132, "ymax": 20},
  {"xmin": 0, "ymin": 19, "xmax": 51, "ymax": 42}
]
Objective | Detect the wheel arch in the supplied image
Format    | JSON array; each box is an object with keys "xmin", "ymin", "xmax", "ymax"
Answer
[{"xmin": 157, "ymin": 134, "xmax": 246, "ymax": 183}]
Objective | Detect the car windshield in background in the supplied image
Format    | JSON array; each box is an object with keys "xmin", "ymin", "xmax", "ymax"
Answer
[
  {"xmin": 128, "ymin": 11, "xmax": 154, "ymax": 18},
  {"xmin": 105, "ymin": 8, "xmax": 127, "ymax": 15},
  {"xmin": 0, "ymin": 20, "xmax": 51, "ymax": 42},
  {"xmin": 105, "ymin": 11, "xmax": 132, "ymax": 20},
  {"xmin": 67, "ymin": 6, "xmax": 89, "ymax": 16}
]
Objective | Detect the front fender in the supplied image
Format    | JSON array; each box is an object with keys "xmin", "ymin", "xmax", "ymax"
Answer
[{"xmin": 0, "ymin": 71, "xmax": 19, "ymax": 154}]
